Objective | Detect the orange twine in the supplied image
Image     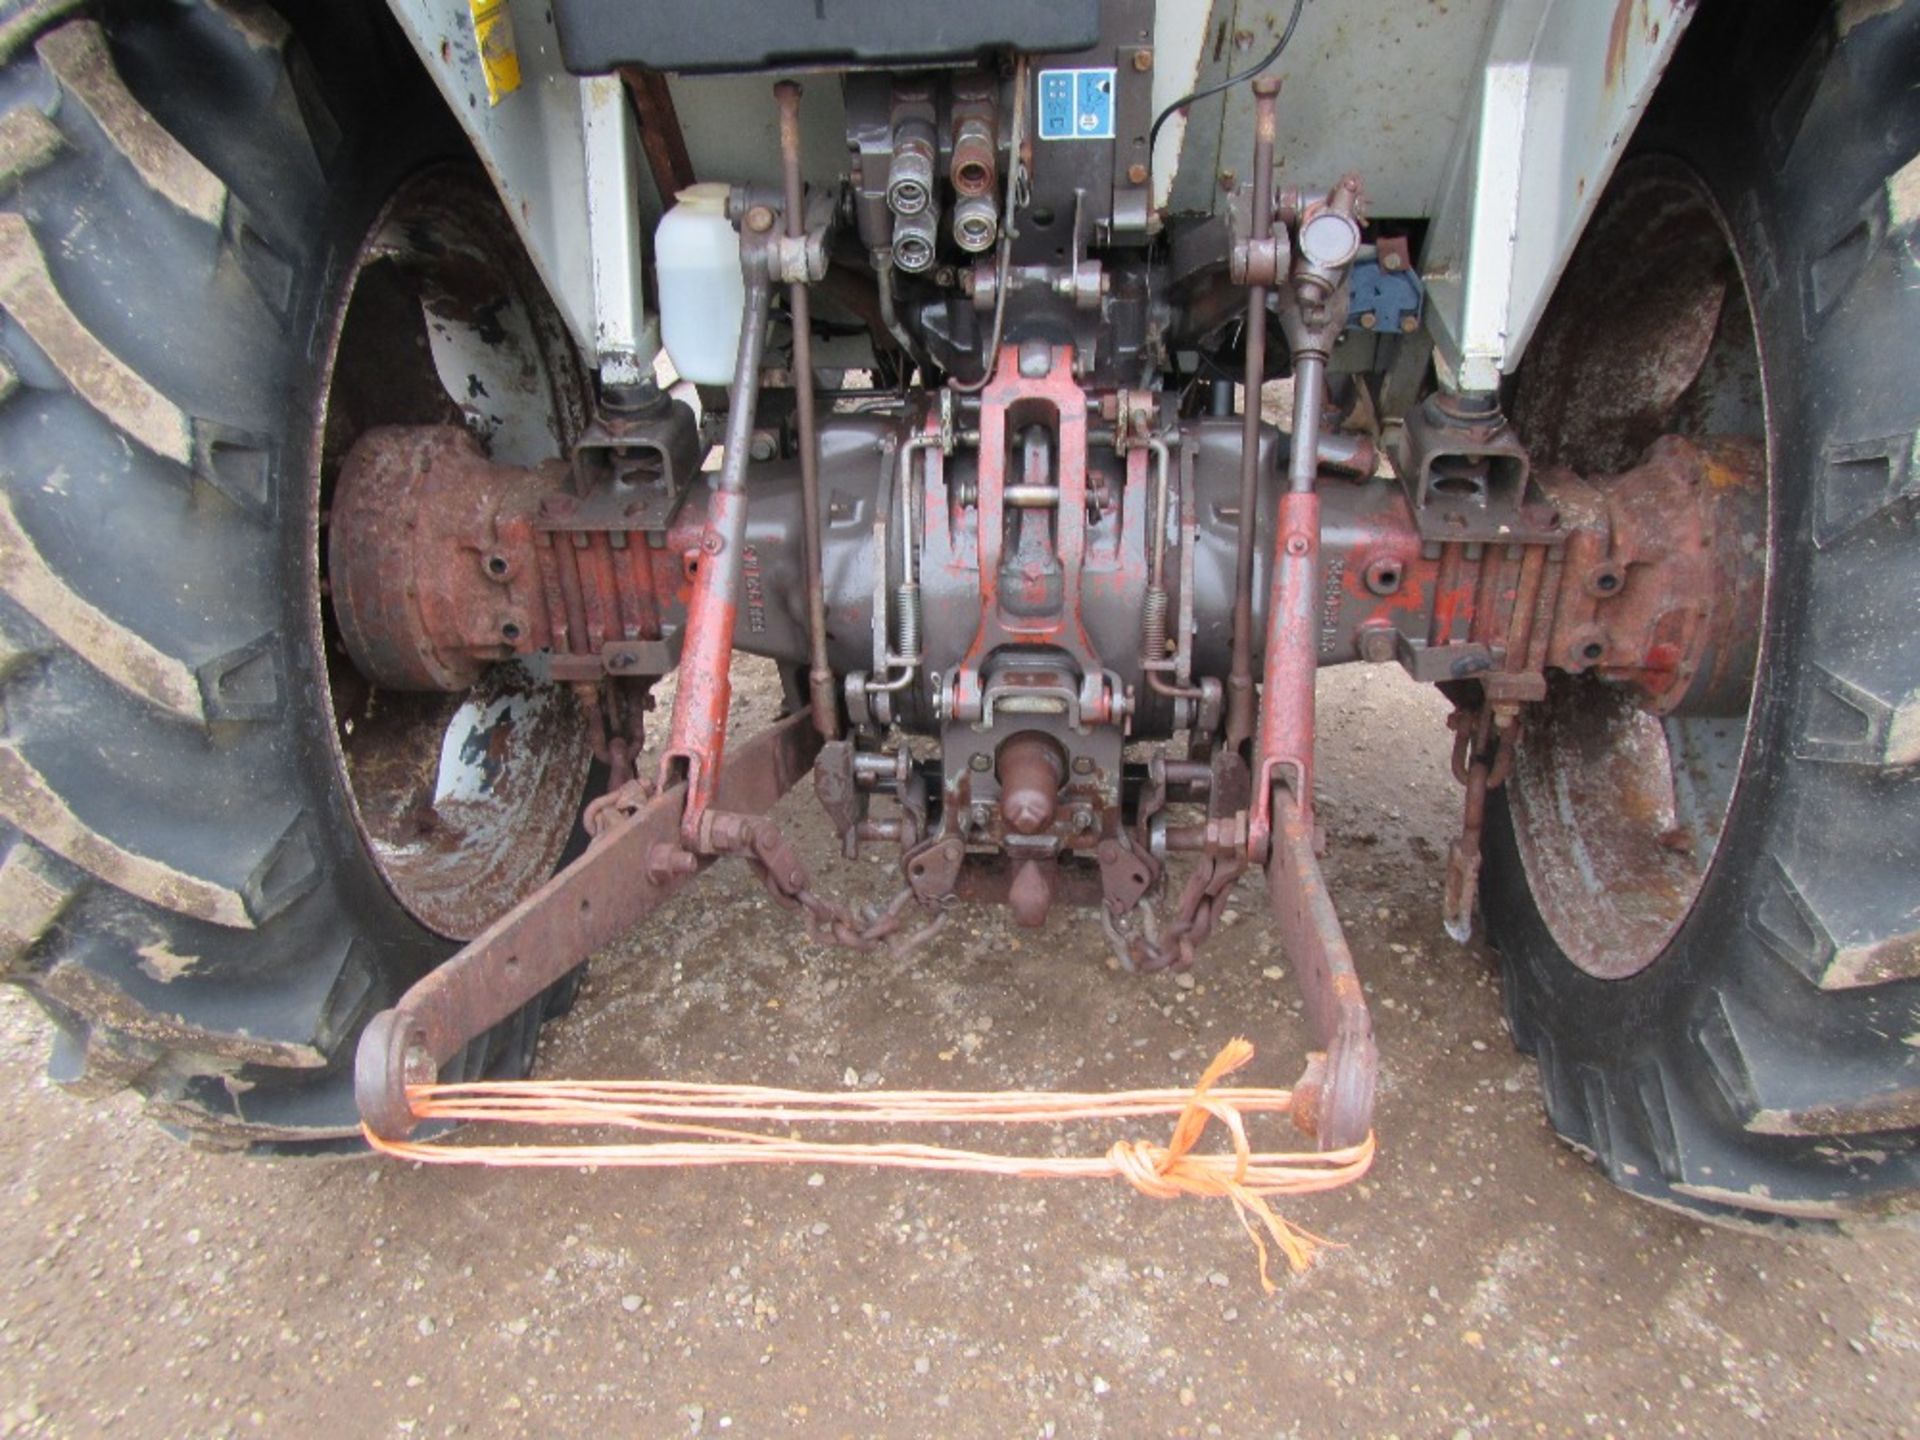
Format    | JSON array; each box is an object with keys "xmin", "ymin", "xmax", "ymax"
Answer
[{"xmin": 365, "ymin": 1038, "xmax": 1374, "ymax": 1290}]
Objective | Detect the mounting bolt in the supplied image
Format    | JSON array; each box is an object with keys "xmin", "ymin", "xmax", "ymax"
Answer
[
  {"xmin": 970, "ymin": 803, "xmax": 994, "ymax": 830},
  {"xmin": 969, "ymin": 752, "xmax": 992, "ymax": 772},
  {"xmin": 745, "ymin": 205, "xmax": 776, "ymax": 234},
  {"xmin": 1132, "ymin": 48, "xmax": 1153, "ymax": 72},
  {"xmin": 1126, "ymin": 162, "xmax": 1149, "ymax": 186},
  {"xmin": 1359, "ymin": 312, "xmax": 1378, "ymax": 330},
  {"xmin": 1072, "ymin": 755, "xmax": 1096, "ymax": 776},
  {"xmin": 1218, "ymin": 170, "xmax": 1237, "ymax": 192},
  {"xmin": 1399, "ymin": 314, "xmax": 1421, "ymax": 334},
  {"xmin": 1357, "ymin": 625, "xmax": 1398, "ymax": 665},
  {"xmin": 647, "ymin": 843, "xmax": 699, "ymax": 882},
  {"xmin": 700, "ymin": 532, "xmax": 725, "ymax": 556}
]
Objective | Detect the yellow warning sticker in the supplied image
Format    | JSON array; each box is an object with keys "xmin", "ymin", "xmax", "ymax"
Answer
[{"xmin": 469, "ymin": 0, "xmax": 522, "ymax": 105}]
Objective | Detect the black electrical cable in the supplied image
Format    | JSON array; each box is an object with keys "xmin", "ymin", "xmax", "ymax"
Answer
[{"xmin": 1147, "ymin": 0, "xmax": 1306, "ymax": 154}]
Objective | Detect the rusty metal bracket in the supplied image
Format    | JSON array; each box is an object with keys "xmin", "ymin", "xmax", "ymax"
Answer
[
  {"xmin": 356, "ymin": 711, "xmax": 822, "ymax": 1142},
  {"xmin": 1395, "ymin": 393, "xmax": 1558, "ymax": 544},
  {"xmin": 1265, "ymin": 785, "xmax": 1377, "ymax": 1151},
  {"xmin": 541, "ymin": 635, "xmax": 680, "ymax": 683},
  {"xmin": 618, "ymin": 67, "xmax": 697, "ymax": 200},
  {"xmin": 1393, "ymin": 633, "xmax": 1499, "ymax": 684},
  {"xmin": 1440, "ymin": 702, "xmax": 1516, "ymax": 943},
  {"xmin": 556, "ymin": 398, "xmax": 704, "ymax": 533}
]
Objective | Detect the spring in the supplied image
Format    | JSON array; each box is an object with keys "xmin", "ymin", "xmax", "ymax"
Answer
[
  {"xmin": 893, "ymin": 581, "xmax": 923, "ymax": 662},
  {"xmin": 1141, "ymin": 585, "xmax": 1171, "ymax": 665}
]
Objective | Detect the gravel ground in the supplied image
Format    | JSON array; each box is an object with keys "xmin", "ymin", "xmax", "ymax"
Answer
[{"xmin": 1, "ymin": 663, "xmax": 1915, "ymax": 1438}]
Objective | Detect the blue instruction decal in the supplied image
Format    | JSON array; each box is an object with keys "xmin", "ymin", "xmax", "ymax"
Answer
[{"xmin": 1037, "ymin": 68, "xmax": 1117, "ymax": 141}]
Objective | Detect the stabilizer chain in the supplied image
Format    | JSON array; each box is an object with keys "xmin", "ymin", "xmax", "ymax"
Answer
[
  {"xmin": 592, "ymin": 774, "xmax": 943, "ymax": 953},
  {"xmin": 704, "ymin": 810, "xmax": 950, "ymax": 955},
  {"xmin": 1441, "ymin": 701, "xmax": 1519, "ymax": 942},
  {"xmin": 1104, "ymin": 850, "xmax": 1248, "ymax": 975}
]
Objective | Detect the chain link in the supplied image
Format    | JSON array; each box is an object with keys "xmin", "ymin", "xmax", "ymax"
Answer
[
  {"xmin": 1442, "ymin": 698, "xmax": 1520, "ymax": 939},
  {"xmin": 1448, "ymin": 701, "xmax": 1517, "ymax": 792},
  {"xmin": 1103, "ymin": 851, "xmax": 1247, "ymax": 974},
  {"xmin": 705, "ymin": 811, "xmax": 950, "ymax": 955},
  {"xmin": 602, "ymin": 786, "xmax": 1243, "ymax": 970},
  {"xmin": 591, "ymin": 779, "xmax": 949, "ymax": 955},
  {"xmin": 583, "ymin": 775, "xmax": 658, "ymax": 840}
]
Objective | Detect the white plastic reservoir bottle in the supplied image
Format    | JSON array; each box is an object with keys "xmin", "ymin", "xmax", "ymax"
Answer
[{"xmin": 654, "ymin": 182, "xmax": 744, "ymax": 385}]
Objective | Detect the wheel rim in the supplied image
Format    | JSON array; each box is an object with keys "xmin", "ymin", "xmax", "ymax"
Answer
[
  {"xmin": 311, "ymin": 168, "xmax": 593, "ymax": 939},
  {"xmin": 1506, "ymin": 157, "xmax": 1772, "ymax": 980}
]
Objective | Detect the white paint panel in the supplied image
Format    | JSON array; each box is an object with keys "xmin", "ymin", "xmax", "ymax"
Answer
[
  {"xmin": 581, "ymin": 74, "xmax": 657, "ymax": 383},
  {"xmin": 1148, "ymin": 0, "xmax": 1212, "ymax": 209},
  {"xmin": 1420, "ymin": 0, "xmax": 1693, "ymax": 391},
  {"xmin": 1164, "ymin": 0, "xmax": 1500, "ymax": 219},
  {"xmin": 387, "ymin": 0, "xmax": 599, "ymax": 359}
]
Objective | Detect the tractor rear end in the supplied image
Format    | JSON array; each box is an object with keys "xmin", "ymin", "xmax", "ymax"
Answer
[{"xmin": 0, "ymin": 0, "xmax": 1913, "ymax": 1225}]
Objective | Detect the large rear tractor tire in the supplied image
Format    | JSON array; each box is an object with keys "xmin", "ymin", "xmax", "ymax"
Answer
[
  {"xmin": 0, "ymin": 1, "xmax": 590, "ymax": 1148},
  {"xmin": 1483, "ymin": 0, "xmax": 1920, "ymax": 1223}
]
